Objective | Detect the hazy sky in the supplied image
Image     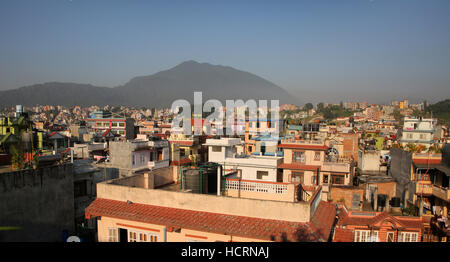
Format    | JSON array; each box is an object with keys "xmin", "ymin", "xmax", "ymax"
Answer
[{"xmin": 0, "ymin": 0, "xmax": 449, "ymax": 104}]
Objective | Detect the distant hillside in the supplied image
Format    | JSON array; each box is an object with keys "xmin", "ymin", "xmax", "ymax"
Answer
[
  {"xmin": 0, "ymin": 83, "xmax": 120, "ymax": 107},
  {"xmin": 427, "ymin": 99, "xmax": 450, "ymax": 124},
  {"xmin": 0, "ymin": 61, "xmax": 296, "ymax": 108}
]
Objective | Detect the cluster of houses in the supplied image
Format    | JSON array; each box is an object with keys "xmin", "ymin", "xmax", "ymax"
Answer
[{"xmin": 0, "ymin": 105, "xmax": 449, "ymax": 242}]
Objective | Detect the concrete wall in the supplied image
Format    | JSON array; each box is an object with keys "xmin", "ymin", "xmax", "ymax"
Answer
[
  {"xmin": 97, "ymin": 178, "xmax": 311, "ymax": 223},
  {"xmin": 389, "ymin": 148, "xmax": 413, "ymax": 203},
  {"xmin": 0, "ymin": 164, "xmax": 75, "ymax": 241},
  {"xmin": 358, "ymin": 149, "xmax": 389, "ymax": 173},
  {"xmin": 329, "ymin": 186, "xmax": 364, "ymax": 210}
]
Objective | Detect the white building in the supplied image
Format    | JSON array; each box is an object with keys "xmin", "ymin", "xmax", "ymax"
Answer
[
  {"xmin": 400, "ymin": 117, "xmax": 435, "ymax": 147},
  {"xmin": 204, "ymin": 138, "xmax": 282, "ymax": 182}
]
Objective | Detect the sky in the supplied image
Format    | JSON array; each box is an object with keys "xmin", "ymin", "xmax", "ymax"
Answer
[{"xmin": 0, "ymin": 0, "xmax": 449, "ymax": 105}]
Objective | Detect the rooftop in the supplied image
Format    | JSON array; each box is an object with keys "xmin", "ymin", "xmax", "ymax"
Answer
[{"xmin": 85, "ymin": 198, "xmax": 335, "ymax": 242}]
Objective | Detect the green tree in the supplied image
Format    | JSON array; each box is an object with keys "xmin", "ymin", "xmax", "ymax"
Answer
[
  {"xmin": 317, "ymin": 103, "xmax": 324, "ymax": 112},
  {"xmin": 303, "ymin": 103, "xmax": 313, "ymax": 111}
]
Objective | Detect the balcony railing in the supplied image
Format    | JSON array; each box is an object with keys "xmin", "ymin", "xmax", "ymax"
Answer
[
  {"xmin": 148, "ymin": 159, "xmax": 169, "ymax": 170},
  {"xmin": 416, "ymin": 182, "xmax": 433, "ymax": 195},
  {"xmin": 225, "ymin": 179, "xmax": 288, "ymax": 194},
  {"xmin": 432, "ymin": 185, "xmax": 450, "ymax": 201},
  {"xmin": 280, "ymin": 139, "xmax": 325, "ymax": 145}
]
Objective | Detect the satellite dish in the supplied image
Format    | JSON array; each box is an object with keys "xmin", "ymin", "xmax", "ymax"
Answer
[
  {"xmin": 66, "ymin": 236, "xmax": 81, "ymax": 242},
  {"xmin": 326, "ymin": 147, "xmax": 339, "ymax": 161}
]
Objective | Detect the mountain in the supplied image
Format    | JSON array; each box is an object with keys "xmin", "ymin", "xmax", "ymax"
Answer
[{"xmin": 0, "ymin": 61, "xmax": 296, "ymax": 108}]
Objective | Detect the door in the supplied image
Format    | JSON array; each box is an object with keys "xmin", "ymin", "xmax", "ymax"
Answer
[{"xmin": 119, "ymin": 228, "xmax": 128, "ymax": 243}]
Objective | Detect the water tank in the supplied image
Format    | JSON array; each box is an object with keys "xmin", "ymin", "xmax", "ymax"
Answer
[
  {"xmin": 184, "ymin": 169, "xmax": 201, "ymax": 193},
  {"xmin": 183, "ymin": 165, "xmax": 218, "ymax": 194},
  {"xmin": 16, "ymin": 105, "xmax": 23, "ymax": 117}
]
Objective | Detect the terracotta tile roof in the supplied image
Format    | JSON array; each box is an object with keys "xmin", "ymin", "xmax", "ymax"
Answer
[
  {"xmin": 170, "ymin": 158, "xmax": 191, "ymax": 166},
  {"xmin": 278, "ymin": 144, "xmax": 329, "ymax": 151},
  {"xmin": 309, "ymin": 201, "xmax": 337, "ymax": 241},
  {"xmin": 337, "ymin": 210, "xmax": 423, "ymax": 230},
  {"xmin": 85, "ymin": 198, "xmax": 332, "ymax": 242},
  {"xmin": 278, "ymin": 163, "xmax": 321, "ymax": 172},
  {"xmin": 333, "ymin": 228, "xmax": 353, "ymax": 242}
]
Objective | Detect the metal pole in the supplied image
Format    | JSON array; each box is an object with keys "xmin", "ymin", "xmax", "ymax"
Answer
[
  {"xmin": 217, "ymin": 165, "xmax": 221, "ymax": 196},
  {"xmin": 199, "ymin": 167, "xmax": 203, "ymax": 194}
]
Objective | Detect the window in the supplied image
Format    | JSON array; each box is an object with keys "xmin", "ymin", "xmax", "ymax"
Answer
[
  {"xmin": 387, "ymin": 232, "xmax": 395, "ymax": 242},
  {"xmin": 128, "ymin": 230, "xmax": 159, "ymax": 242},
  {"xmin": 132, "ymin": 155, "xmax": 135, "ymax": 165},
  {"xmin": 108, "ymin": 228, "xmax": 118, "ymax": 242},
  {"xmin": 119, "ymin": 122, "xmax": 125, "ymax": 127},
  {"xmin": 314, "ymin": 151, "xmax": 321, "ymax": 161},
  {"xmin": 331, "ymin": 174, "xmax": 345, "ymax": 185},
  {"xmin": 158, "ymin": 151, "xmax": 163, "ymax": 161},
  {"xmin": 129, "ymin": 231, "xmax": 137, "ymax": 242},
  {"xmin": 179, "ymin": 148, "xmax": 186, "ymax": 157},
  {"xmin": 311, "ymin": 174, "xmax": 318, "ymax": 185},
  {"xmin": 293, "ymin": 151, "xmax": 306, "ymax": 163},
  {"xmin": 257, "ymin": 171, "xmax": 269, "ymax": 180},
  {"xmin": 399, "ymin": 232, "xmax": 418, "ymax": 242},
  {"xmin": 212, "ymin": 146, "xmax": 222, "ymax": 152},
  {"xmin": 186, "ymin": 238, "xmax": 203, "ymax": 242},
  {"xmin": 291, "ymin": 172, "xmax": 304, "ymax": 183},
  {"xmin": 354, "ymin": 230, "xmax": 378, "ymax": 242},
  {"xmin": 323, "ymin": 175, "xmax": 329, "ymax": 184}
]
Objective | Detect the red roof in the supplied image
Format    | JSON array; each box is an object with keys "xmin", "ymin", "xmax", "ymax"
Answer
[
  {"xmin": 413, "ymin": 158, "xmax": 441, "ymax": 165},
  {"xmin": 170, "ymin": 158, "xmax": 191, "ymax": 166},
  {"xmin": 85, "ymin": 198, "xmax": 332, "ymax": 242},
  {"xmin": 309, "ymin": 201, "xmax": 337, "ymax": 241},
  {"xmin": 333, "ymin": 228, "xmax": 353, "ymax": 242},
  {"xmin": 169, "ymin": 140, "xmax": 194, "ymax": 146},
  {"xmin": 278, "ymin": 144, "xmax": 329, "ymax": 151},
  {"xmin": 337, "ymin": 210, "xmax": 423, "ymax": 230},
  {"xmin": 153, "ymin": 133, "xmax": 167, "ymax": 139},
  {"xmin": 278, "ymin": 163, "xmax": 321, "ymax": 172}
]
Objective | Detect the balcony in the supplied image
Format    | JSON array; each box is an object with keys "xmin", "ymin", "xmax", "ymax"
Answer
[
  {"xmin": 322, "ymin": 160, "xmax": 351, "ymax": 173},
  {"xmin": 432, "ymin": 185, "xmax": 450, "ymax": 201},
  {"xmin": 280, "ymin": 139, "xmax": 325, "ymax": 146},
  {"xmin": 416, "ymin": 181, "xmax": 433, "ymax": 195}
]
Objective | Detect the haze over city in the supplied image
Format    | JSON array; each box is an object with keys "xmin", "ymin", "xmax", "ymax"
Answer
[{"xmin": 1, "ymin": 0, "xmax": 449, "ymax": 104}]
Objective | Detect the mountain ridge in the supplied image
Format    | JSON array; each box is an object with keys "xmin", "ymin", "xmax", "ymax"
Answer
[{"xmin": 0, "ymin": 61, "xmax": 297, "ymax": 108}]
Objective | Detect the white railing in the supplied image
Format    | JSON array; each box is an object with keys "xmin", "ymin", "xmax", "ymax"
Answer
[
  {"xmin": 225, "ymin": 179, "xmax": 288, "ymax": 194},
  {"xmin": 281, "ymin": 139, "xmax": 324, "ymax": 145},
  {"xmin": 148, "ymin": 159, "xmax": 169, "ymax": 169}
]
